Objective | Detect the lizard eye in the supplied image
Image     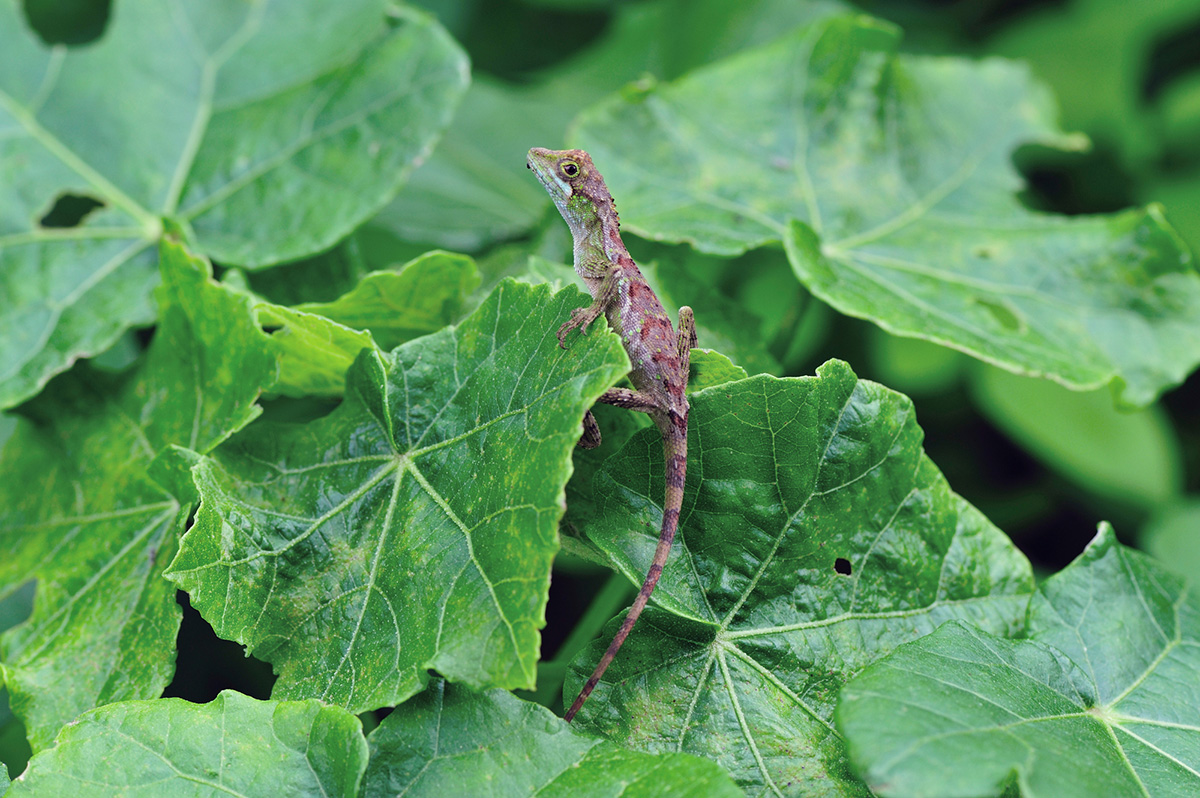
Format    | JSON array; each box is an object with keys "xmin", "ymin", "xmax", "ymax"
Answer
[{"xmin": 560, "ymin": 161, "xmax": 580, "ymax": 178}]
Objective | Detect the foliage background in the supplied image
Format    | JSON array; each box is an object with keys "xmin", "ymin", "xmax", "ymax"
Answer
[{"xmin": 2, "ymin": 0, "xmax": 1200, "ymax": 792}]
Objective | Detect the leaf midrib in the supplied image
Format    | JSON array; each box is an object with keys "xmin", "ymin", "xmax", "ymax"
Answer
[{"xmin": 0, "ymin": 87, "xmax": 160, "ymax": 233}]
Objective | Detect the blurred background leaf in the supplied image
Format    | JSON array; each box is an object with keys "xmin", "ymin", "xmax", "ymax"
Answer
[{"xmin": 5, "ymin": 0, "xmax": 1200, "ymax": 783}]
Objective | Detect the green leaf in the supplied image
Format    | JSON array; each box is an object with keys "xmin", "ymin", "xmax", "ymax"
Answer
[
  {"xmin": 295, "ymin": 250, "xmax": 480, "ymax": 351},
  {"xmin": 258, "ymin": 304, "xmax": 379, "ymax": 399},
  {"xmin": 242, "ymin": 228, "xmax": 402, "ymax": 307},
  {"xmin": 376, "ymin": 0, "xmax": 852, "ymax": 252},
  {"xmin": 1159, "ymin": 71, "xmax": 1200, "ymax": 162},
  {"xmin": 257, "ymin": 250, "xmax": 480, "ymax": 398},
  {"xmin": 1146, "ymin": 173, "xmax": 1200, "ymax": 263},
  {"xmin": 970, "ymin": 365, "xmax": 1182, "ymax": 509},
  {"xmin": 166, "ymin": 280, "xmax": 630, "ymax": 711},
  {"xmin": 0, "ymin": 1, "xmax": 468, "ymax": 408},
  {"xmin": 0, "ymin": 240, "xmax": 275, "ymax": 751},
  {"xmin": 8, "ymin": 691, "xmax": 368, "ymax": 798},
  {"xmin": 568, "ymin": 360, "xmax": 1034, "ymax": 796},
  {"xmin": 534, "ymin": 0, "xmax": 849, "ymax": 94},
  {"xmin": 570, "ymin": 15, "xmax": 1200, "ymax": 407},
  {"xmin": 688, "ymin": 349, "xmax": 748, "ymax": 392},
  {"xmin": 837, "ymin": 525, "xmax": 1200, "ymax": 798},
  {"xmin": 363, "ymin": 680, "xmax": 743, "ymax": 797},
  {"xmin": 866, "ymin": 327, "xmax": 964, "ymax": 397}
]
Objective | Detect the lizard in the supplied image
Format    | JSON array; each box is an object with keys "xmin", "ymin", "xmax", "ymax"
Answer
[{"xmin": 527, "ymin": 147, "xmax": 696, "ymax": 722}]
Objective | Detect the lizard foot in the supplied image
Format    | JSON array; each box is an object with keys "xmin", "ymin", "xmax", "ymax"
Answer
[{"xmin": 557, "ymin": 307, "xmax": 595, "ymax": 348}]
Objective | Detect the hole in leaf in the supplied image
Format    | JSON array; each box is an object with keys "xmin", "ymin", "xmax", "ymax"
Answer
[
  {"xmin": 1015, "ymin": 144, "xmax": 1134, "ymax": 214},
  {"xmin": 39, "ymin": 192, "xmax": 105, "ymax": 228},
  {"xmin": 0, "ymin": 579, "xmax": 36, "ymax": 634},
  {"xmin": 22, "ymin": 0, "xmax": 111, "ymax": 46},
  {"xmin": 162, "ymin": 591, "xmax": 276, "ymax": 703},
  {"xmin": 834, "ymin": 557, "xmax": 852, "ymax": 576},
  {"xmin": 975, "ymin": 298, "xmax": 1022, "ymax": 332}
]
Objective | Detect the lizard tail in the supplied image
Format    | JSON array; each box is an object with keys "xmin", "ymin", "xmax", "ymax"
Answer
[{"xmin": 564, "ymin": 423, "xmax": 688, "ymax": 722}]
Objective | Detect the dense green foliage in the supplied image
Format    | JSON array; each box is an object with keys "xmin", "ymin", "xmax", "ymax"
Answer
[{"xmin": 2, "ymin": 0, "xmax": 1199, "ymax": 796}]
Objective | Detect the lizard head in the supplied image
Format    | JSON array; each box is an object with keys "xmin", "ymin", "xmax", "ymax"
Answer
[{"xmin": 526, "ymin": 147, "xmax": 612, "ymax": 238}]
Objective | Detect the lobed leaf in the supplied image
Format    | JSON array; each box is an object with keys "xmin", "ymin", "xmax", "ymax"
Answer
[
  {"xmin": 0, "ymin": 0, "xmax": 468, "ymax": 408},
  {"xmin": 363, "ymin": 680, "xmax": 743, "ymax": 797},
  {"xmin": 837, "ymin": 525, "xmax": 1200, "ymax": 797},
  {"xmin": 294, "ymin": 250, "xmax": 480, "ymax": 351},
  {"xmin": 166, "ymin": 280, "xmax": 630, "ymax": 711},
  {"xmin": 570, "ymin": 15, "xmax": 1200, "ymax": 406},
  {"xmin": 259, "ymin": 250, "xmax": 480, "ymax": 397},
  {"xmin": 0, "ymin": 240, "xmax": 276, "ymax": 751},
  {"xmin": 568, "ymin": 360, "xmax": 1034, "ymax": 796},
  {"xmin": 257, "ymin": 305, "xmax": 378, "ymax": 399},
  {"xmin": 688, "ymin": 349, "xmax": 749, "ymax": 392},
  {"xmin": 8, "ymin": 691, "xmax": 367, "ymax": 797}
]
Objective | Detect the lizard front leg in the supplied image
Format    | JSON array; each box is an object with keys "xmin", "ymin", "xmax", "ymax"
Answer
[{"xmin": 557, "ymin": 271, "xmax": 618, "ymax": 348}]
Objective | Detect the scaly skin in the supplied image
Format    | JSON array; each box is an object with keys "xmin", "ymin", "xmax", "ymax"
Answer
[{"xmin": 527, "ymin": 147, "xmax": 696, "ymax": 722}]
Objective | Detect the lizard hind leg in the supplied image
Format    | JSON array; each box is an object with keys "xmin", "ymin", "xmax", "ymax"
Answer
[
  {"xmin": 597, "ymin": 387, "xmax": 659, "ymax": 412},
  {"xmin": 578, "ymin": 410, "xmax": 602, "ymax": 449},
  {"xmin": 676, "ymin": 306, "xmax": 697, "ymax": 373}
]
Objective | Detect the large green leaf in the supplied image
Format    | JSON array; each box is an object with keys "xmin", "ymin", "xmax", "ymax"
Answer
[
  {"xmin": 0, "ymin": 0, "xmax": 468, "ymax": 409},
  {"xmin": 567, "ymin": 360, "xmax": 1034, "ymax": 797},
  {"xmin": 570, "ymin": 15, "xmax": 1200, "ymax": 407},
  {"xmin": 166, "ymin": 280, "xmax": 629, "ymax": 711},
  {"xmin": 8, "ymin": 691, "xmax": 368, "ymax": 797},
  {"xmin": 0, "ymin": 240, "xmax": 276, "ymax": 751},
  {"xmin": 363, "ymin": 680, "xmax": 743, "ymax": 797},
  {"xmin": 837, "ymin": 525, "xmax": 1200, "ymax": 797}
]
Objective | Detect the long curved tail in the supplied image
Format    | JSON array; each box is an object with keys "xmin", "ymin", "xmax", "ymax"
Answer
[{"xmin": 564, "ymin": 423, "xmax": 688, "ymax": 722}]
